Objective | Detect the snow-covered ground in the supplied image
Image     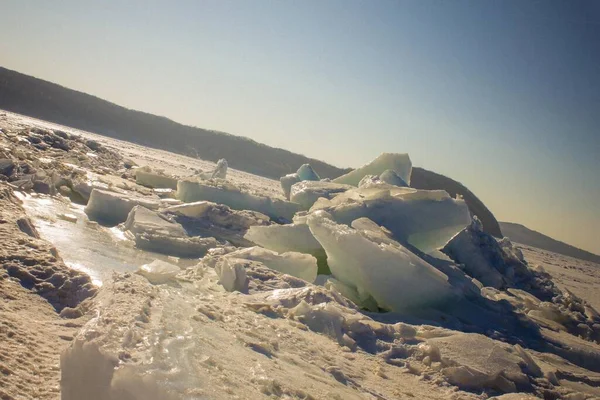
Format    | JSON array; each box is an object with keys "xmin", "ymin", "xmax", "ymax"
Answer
[{"xmin": 2, "ymin": 110, "xmax": 600, "ymax": 399}]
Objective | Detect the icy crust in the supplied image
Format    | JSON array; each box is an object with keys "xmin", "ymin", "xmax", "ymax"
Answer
[
  {"xmin": 307, "ymin": 211, "xmax": 454, "ymax": 311},
  {"xmin": 61, "ymin": 262, "xmax": 600, "ymax": 399},
  {"xmin": 177, "ymin": 178, "xmax": 301, "ymax": 221},
  {"xmin": 333, "ymin": 152, "xmax": 413, "ymax": 186},
  {"xmin": 312, "ymin": 186, "xmax": 472, "ymax": 253},
  {"xmin": 289, "ymin": 180, "xmax": 353, "ymax": 210}
]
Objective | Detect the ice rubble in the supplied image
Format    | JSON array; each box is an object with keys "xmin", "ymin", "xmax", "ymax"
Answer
[
  {"xmin": 333, "ymin": 152, "xmax": 412, "ymax": 186},
  {"xmin": 307, "ymin": 211, "xmax": 454, "ymax": 311},
  {"xmin": 312, "ymin": 186, "xmax": 472, "ymax": 253},
  {"xmin": 289, "ymin": 180, "xmax": 353, "ymax": 209},
  {"xmin": 444, "ymin": 219, "xmax": 600, "ymax": 342},
  {"xmin": 177, "ymin": 179, "xmax": 300, "ymax": 221},
  {"xmin": 135, "ymin": 167, "xmax": 178, "ymax": 189}
]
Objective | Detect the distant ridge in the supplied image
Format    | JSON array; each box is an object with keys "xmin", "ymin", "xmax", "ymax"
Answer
[
  {"xmin": 0, "ymin": 67, "xmax": 349, "ymax": 179},
  {"xmin": 500, "ymin": 222, "xmax": 600, "ymax": 265},
  {"xmin": 0, "ymin": 66, "xmax": 502, "ymax": 236}
]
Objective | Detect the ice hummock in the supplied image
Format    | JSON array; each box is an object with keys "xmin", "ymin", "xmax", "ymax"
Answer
[
  {"xmin": 311, "ymin": 186, "xmax": 471, "ymax": 254},
  {"xmin": 307, "ymin": 211, "xmax": 455, "ymax": 311},
  {"xmin": 333, "ymin": 153, "xmax": 412, "ymax": 186},
  {"xmin": 177, "ymin": 179, "xmax": 300, "ymax": 221}
]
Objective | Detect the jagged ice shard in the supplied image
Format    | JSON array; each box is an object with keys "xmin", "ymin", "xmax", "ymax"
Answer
[
  {"xmin": 296, "ymin": 163, "xmax": 320, "ymax": 181},
  {"xmin": 307, "ymin": 211, "xmax": 454, "ymax": 311},
  {"xmin": 333, "ymin": 153, "xmax": 412, "ymax": 186},
  {"xmin": 311, "ymin": 186, "xmax": 472, "ymax": 254}
]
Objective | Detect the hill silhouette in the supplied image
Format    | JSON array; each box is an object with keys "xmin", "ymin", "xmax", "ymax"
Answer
[
  {"xmin": 0, "ymin": 66, "xmax": 502, "ymax": 237},
  {"xmin": 500, "ymin": 222, "xmax": 600, "ymax": 265}
]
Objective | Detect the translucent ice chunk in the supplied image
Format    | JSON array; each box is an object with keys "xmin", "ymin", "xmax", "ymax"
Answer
[
  {"xmin": 311, "ymin": 186, "xmax": 471, "ymax": 253},
  {"xmin": 333, "ymin": 153, "xmax": 412, "ymax": 186},
  {"xmin": 296, "ymin": 164, "xmax": 320, "ymax": 181},
  {"xmin": 307, "ymin": 211, "xmax": 454, "ymax": 311}
]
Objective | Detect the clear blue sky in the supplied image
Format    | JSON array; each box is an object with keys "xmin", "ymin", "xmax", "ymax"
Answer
[{"xmin": 2, "ymin": 0, "xmax": 599, "ymax": 254}]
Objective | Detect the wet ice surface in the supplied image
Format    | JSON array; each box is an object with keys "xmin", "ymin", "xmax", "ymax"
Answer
[{"xmin": 19, "ymin": 193, "xmax": 195, "ymax": 287}]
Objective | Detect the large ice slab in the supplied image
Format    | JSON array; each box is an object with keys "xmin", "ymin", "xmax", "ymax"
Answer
[
  {"xmin": 307, "ymin": 211, "xmax": 454, "ymax": 311},
  {"xmin": 290, "ymin": 181, "xmax": 353, "ymax": 210},
  {"xmin": 136, "ymin": 167, "xmax": 178, "ymax": 189},
  {"xmin": 245, "ymin": 222, "xmax": 321, "ymax": 255},
  {"xmin": 84, "ymin": 189, "xmax": 161, "ymax": 225},
  {"xmin": 224, "ymin": 246, "xmax": 318, "ymax": 283},
  {"xmin": 333, "ymin": 153, "xmax": 412, "ymax": 186},
  {"xmin": 311, "ymin": 186, "xmax": 471, "ymax": 253},
  {"xmin": 177, "ymin": 179, "xmax": 301, "ymax": 221}
]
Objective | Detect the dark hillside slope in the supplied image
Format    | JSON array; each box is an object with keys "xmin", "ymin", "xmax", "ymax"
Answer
[
  {"xmin": 500, "ymin": 222, "xmax": 600, "ymax": 265},
  {"xmin": 0, "ymin": 67, "xmax": 348, "ymax": 179}
]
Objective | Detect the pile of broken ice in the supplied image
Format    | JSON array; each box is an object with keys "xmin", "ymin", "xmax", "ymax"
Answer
[
  {"xmin": 62, "ymin": 151, "xmax": 600, "ymax": 396},
  {"xmin": 79, "ymin": 153, "xmax": 600, "ymax": 336}
]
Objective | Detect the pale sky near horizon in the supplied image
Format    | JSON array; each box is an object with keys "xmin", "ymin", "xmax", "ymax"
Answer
[{"xmin": 2, "ymin": 0, "xmax": 599, "ymax": 254}]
